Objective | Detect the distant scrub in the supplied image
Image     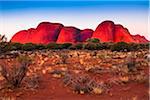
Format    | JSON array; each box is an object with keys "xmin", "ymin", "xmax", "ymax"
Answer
[
  {"xmin": 86, "ymin": 38, "xmax": 100, "ymax": 43},
  {"xmin": 110, "ymin": 42, "xmax": 131, "ymax": 52},
  {"xmin": 22, "ymin": 43, "xmax": 38, "ymax": 51},
  {"xmin": 0, "ymin": 41, "xmax": 149, "ymax": 53},
  {"xmin": 69, "ymin": 43, "xmax": 83, "ymax": 50}
]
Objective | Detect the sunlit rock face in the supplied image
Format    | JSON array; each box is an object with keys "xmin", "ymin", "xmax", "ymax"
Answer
[
  {"xmin": 92, "ymin": 21, "xmax": 136, "ymax": 43},
  {"xmin": 11, "ymin": 22, "xmax": 63, "ymax": 44},
  {"xmin": 92, "ymin": 21, "xmax": 115, "ymax": 42},
  {"xmin": 11, "ymin": 21, "xmax": 149, "ymax": 44},
  {"xmin": 114, "ymin": 25, "xmax": 136, "ymax": 43}
]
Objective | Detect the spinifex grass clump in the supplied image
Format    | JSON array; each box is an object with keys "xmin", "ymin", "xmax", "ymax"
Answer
[
  {"xmin": 0, "ymin": 56, "xmax": 31, "ymax": 89},
  {"xmin": 63, "ymin": 73, "xmax": 107, "ymax": 94}
]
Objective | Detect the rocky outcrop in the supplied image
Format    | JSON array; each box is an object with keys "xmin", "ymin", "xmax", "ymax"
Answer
[{"xmin": 11, "ymin": 21, "xmax": 149, "ymax": 44}]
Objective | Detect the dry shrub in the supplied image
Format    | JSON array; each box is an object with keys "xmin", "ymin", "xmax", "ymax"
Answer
[
  {"xmin": 63, "ymin": 73, "xmax": 107, "ymax": 94},
  {"xmin": 0, "ymin": 56, "xmax": 30, "ymax": 89}
]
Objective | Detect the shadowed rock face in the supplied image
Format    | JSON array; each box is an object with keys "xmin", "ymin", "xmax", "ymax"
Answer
[
  {"xmin": 57, "ymin": 27, "xmax": 80, "ymax": 43},
  {"xmin": 11, "ymin": 21, "xmax": 149, "ymax": 44},
  {"xmin": 80, "ymin": 29, "xmax": 93, "ymax": 42}
]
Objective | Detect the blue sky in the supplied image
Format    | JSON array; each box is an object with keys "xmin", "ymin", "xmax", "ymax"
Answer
[{"xmin": 0, "ymin": 0, "xmax": 149, "ymax": 40}]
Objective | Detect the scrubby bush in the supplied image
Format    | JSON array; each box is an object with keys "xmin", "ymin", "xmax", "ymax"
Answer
[
  {"xmin": 74, "ymin": 43, "xmax": 84, "ymax": 49},
  {"xmin": 0, "ymin": 42, "xmax": 11, "ymax": 53},
  {"xmin": 63, "ymin": 73, "xmax": 106, "ymax": 94},
  {"xmin": 86, "ymin": 38, "xmax": 100, "ymax": 43},
  {"xmin": 100, "ymin": 42, "xmax": 112, "ymax": 49},
  {"xmin": 0, "ymin": 56, "xmax": 30, "ymax": 89},
  {"xmin": 22, "ymin": 43, "xmax": 37, "ymax": 51},
  {"xmin": 35, "ymin": 44, "xmax": 46, "ymax": 50},
  {"xmin": 111, "ymin": 42, "xmax": 130, "ymax": 52},
  {"xmin": 84, "ymin": 43, "xmax": 95, "ymax": 50},
  {"xmin": 59, "ymin": 43, "xmax": 72, "ymax": 49},
  {"xmin": 138, "ymin": 43, "xmax": 149, "ymax": 49},
  {"xmin": 69, "ymin": 43, "xmax": 84, "ymax": 50},
  {"xmin": 0, "ymin": 64, "xmax": 27, "ymax": 88},
  {"xmin": 46, "ymin": 43, "xmax": 59, "ymax": 49},
  {"xmin": 10, "ymin": 43, "xmax": 23, "ymax": 50},
  {"xmin": 84, "ymin": 43, "xmax": 101, "ymax": 50}
]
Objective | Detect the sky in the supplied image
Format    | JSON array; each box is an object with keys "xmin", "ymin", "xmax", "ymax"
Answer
[{"xmin": 0, "ymin": 0, "xmax": 149, "ymax": 41}]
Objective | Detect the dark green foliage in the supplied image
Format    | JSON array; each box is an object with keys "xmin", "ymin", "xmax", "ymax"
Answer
[
  {"xmin": 100, "ymin": 42, "xmax": 112, "ymax": 49},
  {"xmin": 84, "ymin": 43, "xmax": 96, "ymax": 50},
  {"xmin": 46, "ymin": 43, "xmax": 60, "ymax": 49},
  {"xmin": 111, "ymin": 42, "xmax": 130, "ymax": 52},
  {"xmin": 0, "ymin": 41, "xmax": 149, "ymax": 52},
  {"xmin": 22, "ymin": 43, "xmax": 37, "ymax": 51},
  {"xmin": 84, "ymin": 43, "xmax": 101, "ymax": 50},
  {"xmin": 138, "ymin": 43, "xmax": 149, "ymax": 49},
  {"xmin": 58, "ymin": 43, "xmax": 72, "ymax": 49},
  {"xmin": 74, "ymin": 43, "xmax": 84, "ymax": 49},
  {"xmin": 69, "ymin": 43, "xmax": 84, "ymax": 50},
  {"xmin": 0, "ymin": 42, "xmax": 11, "ymax": 53},
  {"xmin": 10, "ymin": 43, "xmax": 23, "ymax": 50},
  {"xmin": 35, "ymin": 44, "xmax": 46, "ymax": 50},
  {"xmin": 86, "ymin": 38, "xmax": 100, "ymax": 43}
]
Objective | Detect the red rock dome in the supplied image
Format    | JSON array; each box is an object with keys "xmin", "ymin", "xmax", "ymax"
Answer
[
  {"xmin": 11, "ymin": 21, "xmax": 149, "ymax": 44},
  {"xmin": 92, "ymin": 21, "xmax": 115, "ymax": 42},
  {"xmin": 11, "ymin": 22, "xmax": 63, "ymax": 44}
]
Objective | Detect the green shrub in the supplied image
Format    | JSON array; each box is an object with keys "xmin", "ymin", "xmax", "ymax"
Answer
[
  {"xmin": 59, "ymin": 43, "xmax": 72, "ymax": 49},
  {"xmin": 84, "ymin": 43, "xmax": 95, "ymax": 50},
  {"xmin": 35, "ymin": 44, "xmax": 46, "ymax": 50},
  {"xmin": 84, "ymin": 43, "xmax": 102, "ymax": 50},
  {"xmin": 0, "ymin": 42, "xmax": 12, "ymax": 53},
  {"xmin": 46, "ymin": 43, "xmax": 60, "ymax": 49},
  {"xmin": 10, "ymin": 43, "xmax": 23, "ymax": 50},
  {"xmin": 86, "ymin": 38, "xmax": 100, "ymax": 43},
  {"xmin": 138, "ymin": 43, "xmax": 149, "ymax": 49},
  {"xmin": 22, "ymin": 43, "xmax": 37, "ymax": 51},
  {"xmin": 69, "ymin": 43, "xmax": 84, "ymax": 50},
  {"xmin": 111, "ymin": 42, "xmax": 130, "ymax": 52}
]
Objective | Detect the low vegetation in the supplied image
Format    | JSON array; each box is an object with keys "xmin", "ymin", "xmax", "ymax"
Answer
[{"xmin": 0, "ymin": 56, "xmax": 31, "ymax": 89}]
